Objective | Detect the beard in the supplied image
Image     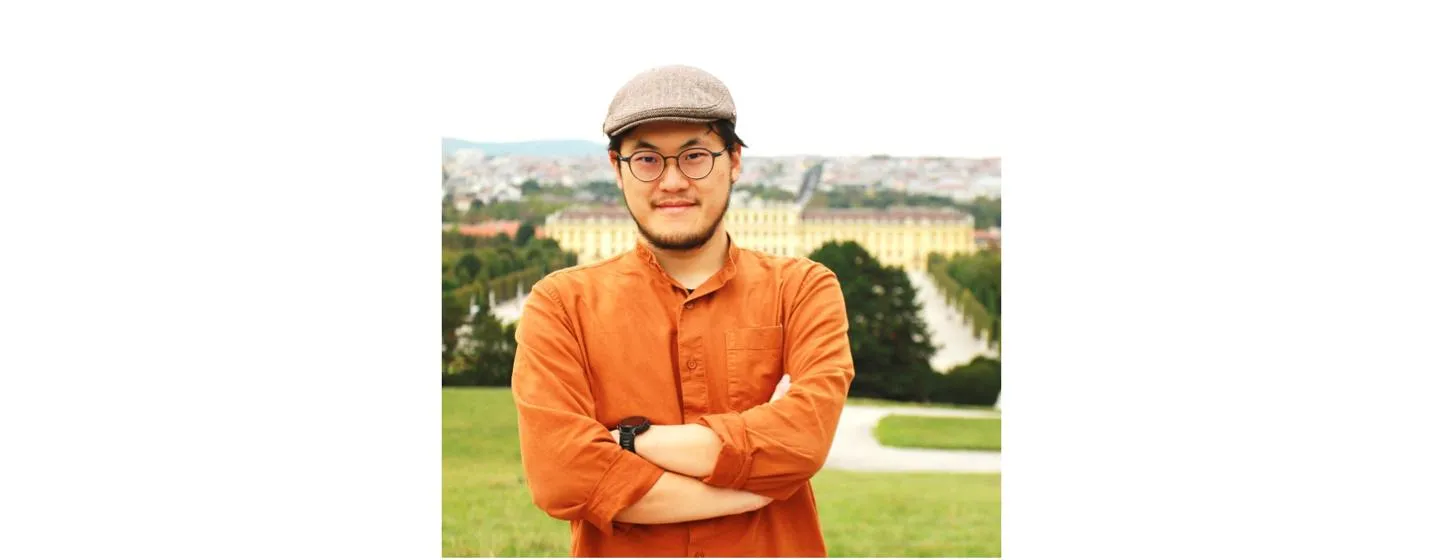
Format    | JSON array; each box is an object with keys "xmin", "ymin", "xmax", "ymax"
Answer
[{"xmin": 623, "ymin": 182, "xmax": 732, "ymax": 251}]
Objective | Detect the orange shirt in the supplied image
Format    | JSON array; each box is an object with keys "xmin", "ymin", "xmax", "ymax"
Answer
[{"xmin": 511, "ymin": 235, "xmax": 856, "ymax": 557}]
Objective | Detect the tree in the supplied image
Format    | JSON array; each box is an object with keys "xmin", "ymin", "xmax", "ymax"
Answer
[
  {"xmin": 929, "ymin": 248, "xmax": 1001, "ymax": 345},
  {"xmin": 803, "ymin": 184, "xmax": 969, "ymax": 213},
  {"xmin": 933, "ymin": 357, "xmax": 1001, "ymax": 406},
  {"xmin": 444, "ymin": 311, "xmax": 519, "ymax": 387},
  {"xmin": 515, "ymin": 222, "xmax": 536, "ymax": 246},
  {"xmin": 454, "ymin": 252, "xmax": 483, "ymax": 285},
  {"xmin": 807, "ymin": 241, "xmax": 937, "ymax": 401},
  {"xmin": 581, "ymin": 180, "xmax": 620, "ymax": 203},
  {"xmin": 736, "ymin": 184, "xmax": 797, "ymax": 202},
  {"xmin": 945, "ymin": 249, "xmax": 1000, "ymax": 318},
  {"xmin": 441, "ymin": 227, "xmax": 478, "ymax": 251},
  {"xmin": 441, "ymin": 288, "xmax": 470, "ymax": 368},
  {"xmin": 959, "ymin": 196, "xmax": 1001, "ymax": 229},
  {"xmin": 442, "ymin": 234, "xmax": 578, "ymax": 383}
]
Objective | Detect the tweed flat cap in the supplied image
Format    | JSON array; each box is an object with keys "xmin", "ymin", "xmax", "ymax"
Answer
[{"xmin": 603, "ymin": 65, "xmax": 737, "ymax": 137}]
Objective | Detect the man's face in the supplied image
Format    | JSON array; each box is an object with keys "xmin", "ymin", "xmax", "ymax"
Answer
[{"xmin": 610, "ymin": 121, "xmax": 742, "ymax": 251}]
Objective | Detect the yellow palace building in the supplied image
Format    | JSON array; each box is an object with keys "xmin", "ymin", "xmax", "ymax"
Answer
[{"xmin": 543, "ymin": 200, "xmax": 976, "ymax": 271}]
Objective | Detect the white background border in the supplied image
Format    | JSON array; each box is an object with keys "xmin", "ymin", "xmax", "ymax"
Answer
[{"xmin": 2, "ymin": 2, "xmax": 1437, "ymax": 558}]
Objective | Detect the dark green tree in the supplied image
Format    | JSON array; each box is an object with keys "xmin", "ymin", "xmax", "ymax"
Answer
[
  {"xmin": 515, "ymin": 222, "xmax": 536, "ymax": 246},
  {"xmin": 444, "ymin": 310, "xmax": 519, "ymax": 387},
  {"xmin": 441, "ymin": 288, "xmax": 470, "ymax": 368},
  {"xmin": 807, "ymin": 240, "xmax": 937, "ymax": 401},
  {"xmin": 933, "ymin": 357, "xmax": 1002, "ymax": 406},
  {"xmin": 454, "ymin": 252, "xmax": 483, "ymax": 285},
  {"xmin": 441, "ymin": 232, "xmax": 578, "ymax": 384},
  {"xmin": 945, "ymin": 249, "xmax": 1001, "ymax": 318}
]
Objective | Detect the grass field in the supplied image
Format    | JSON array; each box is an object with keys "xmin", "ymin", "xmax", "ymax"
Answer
[
  {"xmin": 443, "ymin": 387, "xmax": 1000, "ymax": 557},
  {"xmin": 874, "ymin": 415, "xmax": 1002, "ymax": 451},
  {"xmin": 845, "ymin": 396, "xmax": 999, "ymax": 412}
]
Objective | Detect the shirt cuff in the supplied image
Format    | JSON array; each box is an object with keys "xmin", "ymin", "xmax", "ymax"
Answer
[
  {"xmin": 695, "ymin": 412, "xmax": 754, "ymax": 489},
  {"xmin": 582, "ymin": 448, "xmax": 666, "ymax": 536}
]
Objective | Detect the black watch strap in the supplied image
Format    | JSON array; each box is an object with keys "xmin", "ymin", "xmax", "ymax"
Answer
[{"xmin": 616, "ymin": 416, "xmax": 649, "ymax": 454}]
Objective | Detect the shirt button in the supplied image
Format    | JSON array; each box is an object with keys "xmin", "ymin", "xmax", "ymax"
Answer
[
  {"xmin": 687, "ymin": 359, "xmax": 698, "ymax": 370},
  {"xmin": 684, "ymin": 302, "xmax": 694, "ymax": 310}
]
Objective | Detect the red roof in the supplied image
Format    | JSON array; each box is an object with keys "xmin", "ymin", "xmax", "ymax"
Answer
[{"xmin": 455, "ymin": 221, "xmax": 545, "ymax": 239}]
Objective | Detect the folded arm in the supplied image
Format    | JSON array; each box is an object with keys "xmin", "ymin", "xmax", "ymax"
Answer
[
  {"xmin": 613, "ymin": 424, "xmax": 724, "ymax": 479},
  {"xmin": 626, "ymin": 267, "xmax": 856, "ymax": 501},
  {"xmin": 614, "ymin": 471, "xmax": 772, "ymax": 524},
  {"xmin": 512, "ymin": 278, "xmax": 774, "ymax": 532}
]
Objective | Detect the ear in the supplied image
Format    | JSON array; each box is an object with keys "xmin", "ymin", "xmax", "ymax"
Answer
[
  {"xmin": 608, "ymin": 151, "xmax": 624, "ymax": 189},
  {"xmin": 729, "ymin": 145, "xmax": 743, "ymax": 183}
]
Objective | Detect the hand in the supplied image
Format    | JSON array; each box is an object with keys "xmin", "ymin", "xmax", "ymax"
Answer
[{"xmin": 610, "ymin": 429, "xmax": 620, "ymax": 444}]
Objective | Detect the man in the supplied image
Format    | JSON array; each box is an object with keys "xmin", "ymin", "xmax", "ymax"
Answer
[{"xmin": 511, "ymin": 64, "xmax": 855, "ymax": 557}]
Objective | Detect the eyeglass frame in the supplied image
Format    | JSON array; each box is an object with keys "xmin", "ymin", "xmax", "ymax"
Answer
[{"xmin": 616, "ymin": 146, "xmax": 731, "ymax": 182}]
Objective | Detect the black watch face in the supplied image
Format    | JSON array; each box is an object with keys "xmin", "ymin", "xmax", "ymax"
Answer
[{"xmin": 618, "ymin": 416, "xmax": 648, "ymax": 428}]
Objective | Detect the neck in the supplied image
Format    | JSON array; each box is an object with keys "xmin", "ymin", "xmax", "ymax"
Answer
[{"xmin": 648, "ymin": 228, "xmax": 730, "ymax": 290}]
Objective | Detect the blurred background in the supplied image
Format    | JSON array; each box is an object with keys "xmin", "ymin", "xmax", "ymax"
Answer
[
  {"xmin": 440, "ymin": 5, "xmax": 1003, "ymax": 556},
  {"xmin": 440, "ymin": 148, "xmax": 1002, "ymax": 557}
]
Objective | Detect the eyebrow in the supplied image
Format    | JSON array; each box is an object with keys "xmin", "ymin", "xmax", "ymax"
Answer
[{"xmin": 632, "ymin": 137, "xmax": 709, "ymax": 152}]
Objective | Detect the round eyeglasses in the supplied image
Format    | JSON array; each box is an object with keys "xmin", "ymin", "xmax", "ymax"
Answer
[{"xmin": 617, "ymin": 147, "xmax": 727, "ymax": 182}]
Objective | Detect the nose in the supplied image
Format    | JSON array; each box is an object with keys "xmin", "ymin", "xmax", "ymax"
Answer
[{"xmin": 656, "ymin": 158, "xmax": 689, "ymax": 192}]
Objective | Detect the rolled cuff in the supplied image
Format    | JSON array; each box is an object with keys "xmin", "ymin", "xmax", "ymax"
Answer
[
  {"xmin": 581, "ymin": 448, "xmax": 666, "ymax": 536},
  {"xmin": 695, "ymin": 412, "xmax": 754, "ymax": 489}
]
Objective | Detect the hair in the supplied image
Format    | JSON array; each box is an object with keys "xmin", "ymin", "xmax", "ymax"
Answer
[{"xmin": 607, "ymin": 119, "xmax": 747, "ymax": 155}]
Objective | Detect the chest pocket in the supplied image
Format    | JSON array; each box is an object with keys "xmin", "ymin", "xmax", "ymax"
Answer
[{"xmin": 725, "ymin": 326, "xmax": 785, "ymax": 410}]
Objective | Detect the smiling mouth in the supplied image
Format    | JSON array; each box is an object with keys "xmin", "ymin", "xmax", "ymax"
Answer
[{"xmin": 654, "ymin": 201, "xmax": 697, "ymax": 213}]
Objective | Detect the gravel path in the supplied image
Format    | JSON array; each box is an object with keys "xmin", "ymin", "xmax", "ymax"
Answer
[{"xmin": 823, "ymin": 405, "xmax": 1001, "ymax": 473}]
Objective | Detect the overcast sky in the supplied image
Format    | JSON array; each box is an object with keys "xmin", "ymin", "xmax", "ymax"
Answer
[{"xmin": 441, "ymin": 3, "xmax": 1006, "ymax": 158}]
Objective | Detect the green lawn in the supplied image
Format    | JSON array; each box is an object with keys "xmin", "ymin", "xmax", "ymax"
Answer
[
  {"xmin": 874, "ymin": 415, "xmax": 1002, "ymax": 451},
  {"xmin": 812, "ymin": 470, "xmax": 1000, "ymax": 557},
  {"xmin": 444, "ymin": 387, "xmax": 1000, "ymax": 557},
  {"xmin": 443, "ymin": 387, "xmax": 570, "ymax": 556},
  {"xmin": 846, "ymin": 396, "xmax": 999, "ymax": 412}
]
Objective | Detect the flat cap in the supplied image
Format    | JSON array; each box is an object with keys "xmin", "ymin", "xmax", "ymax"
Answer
[{"xmin": 602, "ymin": 65, "xmax": 737, "ymax": 137}]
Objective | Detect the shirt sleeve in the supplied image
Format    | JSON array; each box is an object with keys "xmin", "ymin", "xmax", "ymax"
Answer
[
  {"xmin": 511, "ymin": 277, "xmax": 666, "ymax": 535},
  {"xmin": 695, "ymin": 264, "xmax": 856, "ymax": 501}
]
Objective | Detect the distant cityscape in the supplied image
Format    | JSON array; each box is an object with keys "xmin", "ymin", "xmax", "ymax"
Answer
[
  {"xmin": 441, "ymin": 138, "xmax": 1001, "ymax": 207},
  {"xmin": 441, "ymin": 138, "xmax": 1003, "ymax": 376}
]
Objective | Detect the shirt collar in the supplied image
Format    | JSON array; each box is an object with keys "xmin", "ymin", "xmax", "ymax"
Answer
[{"xmin": 632, "ymin": 233, "xmax": 741, "ymax": 293}]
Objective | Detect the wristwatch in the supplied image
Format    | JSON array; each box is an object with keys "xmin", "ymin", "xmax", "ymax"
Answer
[{"xmin": 616, "ymin": 416, "xmax": 651, "ymax": 453}]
